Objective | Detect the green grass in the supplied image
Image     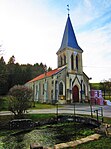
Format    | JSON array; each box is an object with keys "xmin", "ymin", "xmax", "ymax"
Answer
[
  {"xmin": 104, "ymin": 117, "xmax": 111, "ymax": 124},
  {"xmin": 31, "ymin": 102, "xmax": 56, "ymax": 109},
  {"xmin": 0, "ymin": 96, "xmax": 9, "ymax": 111},
  {"xmin": 0, "ymin": 114, "xmax": 56, "ymax": 130},
  {"xmin": 26, "ymin": 113, "xmax": 56, "ymax": 121},
  {"xmin": 104, "ymin": 95, "xmax": 111, "ymax": 101},
  {"xmin": 77, "ymin": 136, "xmax": 111, "ymax": 149},
  {"xmin": 0, "ymin": 97, "xmax": 58, "ymax": 111}
]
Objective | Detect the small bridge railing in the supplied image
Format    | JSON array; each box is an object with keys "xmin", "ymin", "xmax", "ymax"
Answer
[
  {"xmin": 93, "ymin": 107, "xmax": 103, "ymax": 122},
  {"xmin": 56, "ymin": 104, "xmax": 104, "ymax": 123}
]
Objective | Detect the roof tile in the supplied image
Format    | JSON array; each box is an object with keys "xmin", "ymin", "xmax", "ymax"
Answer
[{"xmin": 28, "ymin": 66, "xmax": 65, "ymax": 83}]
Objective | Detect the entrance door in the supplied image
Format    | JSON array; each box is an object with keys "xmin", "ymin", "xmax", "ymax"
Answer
[{"xmin": 72, "ymin": 85, "xmax": 79, "ymax": 102}]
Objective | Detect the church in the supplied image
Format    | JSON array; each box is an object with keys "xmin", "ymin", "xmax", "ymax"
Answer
[{"xmin": 26, "ymin": 14, "xmax": 90, "ymax": 104}]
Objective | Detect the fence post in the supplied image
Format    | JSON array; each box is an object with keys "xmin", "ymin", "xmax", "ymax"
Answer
[
  {"xmin": 90, "ymin": 103, "xmax": 93, "ymax": 118},
  {"xmin": 96, "ymin": 110, "xmax": 99, "ymax": 121},
  {"xmin": 73, "ymin": 103, "xmax": 75, "ymax": 116},
  {"xmin": 56, "ymin": 104, "xmax": 58, "ymax": 122},
  {"xmin": 101, "ymin": 107, "xmax": 104, "ymax": 123}
]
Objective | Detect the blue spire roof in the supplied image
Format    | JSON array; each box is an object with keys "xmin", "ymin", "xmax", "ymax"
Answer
[{"xmin": 59, "ymin": 15, "xmax": 82, "ymax": 51}]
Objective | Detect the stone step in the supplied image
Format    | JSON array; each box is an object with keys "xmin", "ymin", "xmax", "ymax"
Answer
[{"xmin": 54, "ymin": 133, "xmax": 101, "ymax": 149}]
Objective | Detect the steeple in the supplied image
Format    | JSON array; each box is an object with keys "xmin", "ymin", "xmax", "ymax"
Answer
[{"xmin": 58, "ymin": 15, "xmax": 82, "ymax": 52}]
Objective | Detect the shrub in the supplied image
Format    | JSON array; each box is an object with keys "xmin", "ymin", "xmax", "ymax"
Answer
[{"xmin": 8, "ymin": 85, "xmax": 33, "ymax": 118}]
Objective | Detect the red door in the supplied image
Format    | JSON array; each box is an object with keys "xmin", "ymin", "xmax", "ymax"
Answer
[{"xmin": 72, "ymin": 85, "xmax": 79, "ymax": 102}]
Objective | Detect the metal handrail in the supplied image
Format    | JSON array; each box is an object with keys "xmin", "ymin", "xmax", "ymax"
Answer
[
  {"xmin": 93, "ymin": 107, "xmax": 103, "ymax": 122},
  {"xmin": 56, "ymin": 104, "xmax": 104, "ymax": 123}
]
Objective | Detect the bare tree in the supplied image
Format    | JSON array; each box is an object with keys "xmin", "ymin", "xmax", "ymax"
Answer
[
  {"xmin": 0, "ymin": 44, "xmax": 4, "ymax": 56},
  {"xmin": 0, "ymin": 45, "xmax": 2, "ymax": 55}
]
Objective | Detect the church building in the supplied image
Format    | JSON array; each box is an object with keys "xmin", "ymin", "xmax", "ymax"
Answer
[{"xmin": 26, "ymin": 14, "xmax": 90, "ymax": 104}]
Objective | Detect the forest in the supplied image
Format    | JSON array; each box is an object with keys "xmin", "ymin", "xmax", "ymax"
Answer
[{"xmin": 0, "ymin": 55, "xmax": 52, "ymax": 95}]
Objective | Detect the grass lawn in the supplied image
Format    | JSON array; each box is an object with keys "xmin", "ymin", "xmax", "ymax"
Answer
[
  {"xmin": 104, "ymin": 95, "xmax": 111, "ymax": 101},
  {"xmin": 26, "ymin": 113, "xmax": 56, "ymax": 121},
  {"xmin": 77, "ymin": 136, "xmax": 111, "ymax": 149},
  {"xmin": 30, "ymin": 102, "xmax": 57, "ymax": 109},
  {"xmin": 0, "ymin": 97, "xmax": 59, "ymax": 111},
  {"xmin": 104, "ymin": 117, "xmax": 111, "ymax": 124},
  {"xmin": 64, "ymin": 136, "xmax": 111, "ymax": 149}
]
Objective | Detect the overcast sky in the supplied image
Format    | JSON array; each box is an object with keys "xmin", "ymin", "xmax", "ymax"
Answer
[{"xmin": 0, "ymin": 0, "xmax": 111, "ymax": 83}]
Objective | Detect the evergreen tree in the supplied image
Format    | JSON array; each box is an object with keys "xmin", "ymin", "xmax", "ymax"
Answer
[
  {"xmin": 0, "ymin": 54, "xmax": 50, "ymax": 95},
  {"xmin": 7, "ymin": 55, "xmax": 16, "ymax": 90},
  {"xmin": 0, "ymin": 57, "xmax": 8, "ymax": 95}
]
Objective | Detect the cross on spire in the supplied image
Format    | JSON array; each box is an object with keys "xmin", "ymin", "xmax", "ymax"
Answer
[{"xmin": 67, "ymin": 5, "xmax": 70, "ymax": 16}]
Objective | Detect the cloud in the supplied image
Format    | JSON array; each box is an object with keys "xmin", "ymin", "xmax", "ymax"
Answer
[
  {"xmin": 0, "ymin": 0, "xmax": 63, "ymax": 67},
  {"xmin": 69, "ymin": 0, "xmax": 111, "ymax": 82},
  {"xmin": 78, "ymin": 21, "xmax": 111, "ymax": 82}
]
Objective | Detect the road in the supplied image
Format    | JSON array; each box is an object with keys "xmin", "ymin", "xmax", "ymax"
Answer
[{"xmin": 0, "ymin": 104, "xmax": 111, "ymax": 118}]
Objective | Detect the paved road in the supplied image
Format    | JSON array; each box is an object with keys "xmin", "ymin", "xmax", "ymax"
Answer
[{"xmin": 0, "ymin": 104, "xmax": 111, "ymax": 118}]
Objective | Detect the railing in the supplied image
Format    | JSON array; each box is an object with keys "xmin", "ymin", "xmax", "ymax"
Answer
[
  {"xmin": 56, "ymin": 104, "xmax": 104, "ymax": 123},
  {"xmin": 93, "ymin": 107, "xmax": 104, "ymax": 122}
]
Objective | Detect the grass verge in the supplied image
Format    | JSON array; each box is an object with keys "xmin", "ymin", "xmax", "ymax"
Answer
[{"xmin": 77, "ymin": 136, "xmax": 111, "ymax": 149}]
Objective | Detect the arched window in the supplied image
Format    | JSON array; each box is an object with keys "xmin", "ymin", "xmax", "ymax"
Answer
[
  {"xmin": 76, "ymin": 55, "xmax": 78, "ymax": 70},
  {"xmin": 55, "ymin": 81, "xmax": 58, "ymax": 101},
  {"xmin": 43, "ymin": 83, "xmax": 44, "ymax": 95},
  {"xmin": 36, "ymin": 85, "xmax": 38, "ymax": 95},
  {"xmin": 64, "ymin": 55, "xmax": 66, "ymax": 65},
  {"xmin": 83, "ymin": 84, "xmax": 86, "ymax": 95},
  {"xmin": 59, "ymin": 82, "xmax": 63, "ymax": 95},
  {"xmin": 51, "ymin": 90, "xmax": 53, "ymax": 99},
  {"xmin": 60, "ymin": 56, "xmax": 62, "ymax": 66},
  {"xmin": 35, "ymin": 84, "xmax": 39, "ymax": 101},
  {"xmin": 70, "ymin": 79, "xmax": 72, "ymax": 87},
  {"xmin": 71, "ymin": 54, "xmax": 74, "ymax": 70}
]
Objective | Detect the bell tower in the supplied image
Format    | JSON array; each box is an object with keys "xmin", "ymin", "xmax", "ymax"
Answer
[{"xmin": 56, "ymin": 14, "xmax": 83, "ymax": 74}]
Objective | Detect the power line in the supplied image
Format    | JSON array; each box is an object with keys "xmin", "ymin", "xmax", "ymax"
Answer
[{"xmin": 83, "ymin": 65, "xmax": 111, "ymax": 69}]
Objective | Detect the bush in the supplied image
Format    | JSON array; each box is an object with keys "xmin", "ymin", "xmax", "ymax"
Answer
[{"xmin": 8, "ymin": 85, "xmax": 33, "ymax": 118}]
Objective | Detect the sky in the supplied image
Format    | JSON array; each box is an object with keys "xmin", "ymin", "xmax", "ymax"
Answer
[{"xmin": 0, "ymin": 0, "xmax": 111, "ymax": 83}]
